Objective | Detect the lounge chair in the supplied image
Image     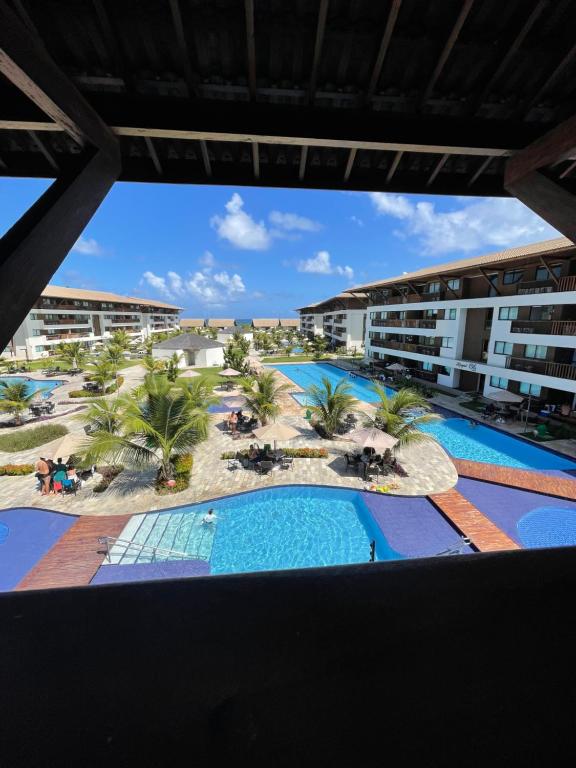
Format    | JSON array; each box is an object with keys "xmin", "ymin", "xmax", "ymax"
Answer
[
  {"xmin": 280, "ymin": 457, "xmax": 294, "ymax": 471},
  {"xmin": 534, "ymin": 423, "xmax": 552, "ymax": 439},
  {"xmin": 256, "ymin": 460, "xmax": 274, "ymax": 475},
  {"xmin": 227, "ymin": 453, "xmax": 243, "ymax": 471},
  {"xmin": 344, "ymin": 453, "xmax": 361, "ymax": 474}
]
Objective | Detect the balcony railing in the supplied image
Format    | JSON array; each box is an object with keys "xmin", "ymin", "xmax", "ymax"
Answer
[
  {"xmin": 516, "ymin": 275, "xmax": 576, "ymax": 295},
  {"xmin": 43, "ymin": 317, "xmax": 91, "ymax": 326},
  {"xmin": 510, "ymin": 319, "xmax": 576, "ymax": 336},
  {"xmin": 371, "ymin": 318, "xmax": 437, "ymax": 329},
  {"xmin": 505, "ymin": 356, "xmax": 576, "ymax": 380},
  {"xmin": 369, "ymin": 339, "xmax": 441, "ymax": 356}
]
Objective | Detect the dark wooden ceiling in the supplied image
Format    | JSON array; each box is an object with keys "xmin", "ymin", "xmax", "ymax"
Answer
[{"xmin": 2, "ymin": 0, "xmax": 576, "ymax": 194}]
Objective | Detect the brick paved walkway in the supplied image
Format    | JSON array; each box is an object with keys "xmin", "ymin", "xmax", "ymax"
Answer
[{"xmin": 454, "ymin": 459, "xmax": 576, "ymax": 501}]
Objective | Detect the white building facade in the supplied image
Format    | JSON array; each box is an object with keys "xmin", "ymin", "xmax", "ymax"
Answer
[
  {"xmin": 297, "ymin": 292, "xmax": 368, "ymax": 351},
  {"xmin": 358, "ymin": 238, "xmax": 576, "ymax": 406},
  {"xmin": 3, "ymin": 285, "xmax": 181, "ymax": 360}
]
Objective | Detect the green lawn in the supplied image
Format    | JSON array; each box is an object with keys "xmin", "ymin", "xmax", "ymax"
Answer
[
  {"xmin": 176, "ymin": 367, "xmax": 224, "ymax": 387},
  {"xmin": 0, "ymin": 423, "xmax": 68, "ymax": 452}
]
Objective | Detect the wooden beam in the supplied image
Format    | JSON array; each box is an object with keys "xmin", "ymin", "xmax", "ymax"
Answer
[
  {"xmin": 559, "ymin": 159, "xmax": 576, "ymax": 180},
  {"xmin": 0, "ymin": 148, "xmax": 120, "ymax": 352},
  {"xmin": 507, "ymin": 170, "xmax": 576, "ymax": 242},
  {"xmin": 467, "ymin": 156, "xmax": 492, "ymax": 187},
  {"xmin": 244, "ymin": 0, "xmax": 257, "ymax": 101},
  {"xmin": 478, "ymin": 267, "xmax": 500, "ymax": 296},
  {"xmin": 27, "ymin": 129, "xmax": 59, "ymax": 172},
  {"xmin": 427, "ymin": 153, "xmax": 449, "ymax": 186},
  {"xmin": 343, "ymin": 148, "xmax": 357, "ymax": 181},
  {"xmin": 144, "ymin": 137, "xmax": 162, "ymax": 175},
  {"xmin": 252, "ymin": 142, "xmax": 260, "ymax": 178},
  {"xmin": 523, "ymin": 40, "xmax": 576, "ymax": 116},
  {"xmin": 168, "ymin": 0, "xmax": 197, "ymax": 97},
  {"xmin": 91, "ymin": 0, "xmax": 131, "ymax": 90},
  {"xmin": 505, "ymin": 112, "xmax": 576, "ymax": 186},
  {"xmin": 386, "ymin": 150, "xmax": 403, "ymax": 182},
  {"xmin": 473, "ymin": 0, "xmax": 549, "ymax": 113},
  {"xmin": 199, "ymin": 140, "xmax": 212, "ymax": 177},
  {"xmin": 0, "ymin": 4, "xmax": 117, "ymax": 153},
  {"xmin": 299, "ymin": 145, "xmax": 308, "ymax": 180},
  {"xmin": 0, "ymin": 153, "xmax": 7, "ymax": 170},
  {"xmin": 539, "ymin": 255, "xmax": 560, "ymax": 287},
  {"xmin": 420, "ymin": 0, "xmax": 475, "ymax": 106},
  {"xmin": 365, "ymin": 0, "xmax": 402, "ymax": 104},
  {"xmin": 437, "ymin": 275, "xmax": 459, "ymax": 298},
  {"xmin": 308, "ymin": 0, "xmax": 329, "ymax": 104}
]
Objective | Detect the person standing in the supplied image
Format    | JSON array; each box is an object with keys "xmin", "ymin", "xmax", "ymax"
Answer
[{"xmin": 35, "ymin": 457, "xmax": 51, "ymax": 496}]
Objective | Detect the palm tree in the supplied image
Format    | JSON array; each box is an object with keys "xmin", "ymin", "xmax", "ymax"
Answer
[
  {"xmin": 85, "ymin": 376, "xmax": 207, "ymax": 481},
  {"xmin": 110, "ymin": 330, "xmax": 131, "ymax": 350},
  {"xmin": 166, "ymin": 352, "xmax": 183, "ymax": 382},
  {"xmin": 55, "ymin": 341, "xmax": 87, "ymax": 370},
  {"xmin": 240, "ymin": 370, "xmax": 290, "ymax": 425},
  {"xmin": 89, "ymin": 359, "xmax": 114, "ymax": 393},
  {"xmin": 311, "ymin": 336, "xmax": 327, "ymax": 359},
  {"xmin": 223, "ymin": 343, "xmax": 248, "ymax": 374},
  {"xmin": 81, "ymin": 398, "xmax": 124, "ymax": 435},
  {"xmin": 180, "ymin": 376, "xmax": 219, "ymax": 410},
  {"xmin": 142, "ymin": 355, "xmax": 165, "ymax": 375},
  {"xmin": 306, "ymin": 377, "xmax": 357, "ymax": 438},
  {"xmin": 0, "ymin": 380, "xmax": 37, "ymax": 425},
  {"xmin": 104, "ymin": 343, "xmax": 126, "ymax": 386},
  {"xmin": 369, "ymin": 384, "xmax": 441, "ymax": 448}
]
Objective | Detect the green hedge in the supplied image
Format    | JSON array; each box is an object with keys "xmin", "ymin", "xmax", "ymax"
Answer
[
  {"xmin": 0, "ymin": 463, "xmax": 35, "ymax": 476},
  {"xmin": 221, "ymin": 447, "xmax": 328, "ymax": 460},
  {"xmin": 69, "ymin": 375, "xmax": 125, "ymax": 399},
  {"xmin": 0, "ymin": 423, "xmax": 68, "ymax": 453}
]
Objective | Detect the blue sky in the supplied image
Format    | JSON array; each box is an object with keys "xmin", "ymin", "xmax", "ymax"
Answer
[{"xmin": 0, "ymin": 178, "xmax": 559, "ymax": 318}]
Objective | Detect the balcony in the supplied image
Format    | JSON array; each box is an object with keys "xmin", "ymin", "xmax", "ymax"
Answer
[
  {"xmin": 505, "ymin": 356, "xmax": 576, "ymax": 380},
  {"xmin": 369, "ymin": 338, "xmax": 441, "ymax": 356},
  {"xmin": 43, "ymin": 317, "xmax": 91, "ymax": 326},
  {"xmin": 371, "ymin": 318, "xmax": 437, "ymax": 329},
  {"xmin": 516, "ymin": 275, "xmax": 576, "ymax": 295},
  {"xmin": 510, "ymin": 319, "xmax": 576, "ymax": 336}
]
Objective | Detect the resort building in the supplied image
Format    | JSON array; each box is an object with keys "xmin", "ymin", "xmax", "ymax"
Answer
[
  {"xmin": 296, "ymin": 292, "xmax": 368, "ymax": 351},
  {"xmin": 179, "ymin": 319, "xmax": 204, "ymax": 330},
  {"xmin": 252, "ymin": 319, "xmax": 278, "ymax": 330},
  {"xmin": 356, "ymin": 237, "xmax": 576, "ymax": 407},
  {"xmin": 3, "ymin": 285, "xmax": 181, "ymax": 360},
  {"xmin": 279, "ymin": 318, "xmax": 300, "ymax": 330},
  {"xmin": 206, "ymin": 318, "xmax": 234, "ymax": 330},
  {"xmin": 216, "ymin": 326, "xmax": 253, "ymax": 344},
  {"xmin": 152, "ymin": 334, "xmax": 225, "ymax": 368}
]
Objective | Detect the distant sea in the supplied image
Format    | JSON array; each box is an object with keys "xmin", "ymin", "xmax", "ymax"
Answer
[{"xmin": 235, "ymin": 318, "xmax": 252, "ymax": 326}]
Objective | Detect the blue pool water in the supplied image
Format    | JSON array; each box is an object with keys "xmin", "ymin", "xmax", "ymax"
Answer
[
  {"xmin": 420, "ymin": 418, "xmax": 576, "ymax": 471},
  {"xmin": 270, "ymin": 362, "xmax": 394, "ymax": 403},
  {"xmin": 517, "ymin": 507, "xmax": 576, "ymax": 548},
  {"xmin": 109, "ymin": 486, "xmax": 401, "ymax": 575},
  {"xmin": 0, "ymin": 376, "xmax": 64, "ymax": 399}
]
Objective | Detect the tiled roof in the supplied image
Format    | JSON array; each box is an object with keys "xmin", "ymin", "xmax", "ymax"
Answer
[
  {"xmin": 252, "ymin": 319, "xmax": 278, "ymax": 327},
  {"xmin": 42, "ymin": 285, "xmax": 181, "ymax": 310},
  {"xmin": 180, "ymin": 318, "xmax": 204, "ymax": 327},
  {"xmin": 351, "ymin": 237, "xmax": 574, "ymax": 291},
  {"xmin": 206, "ymin": 318, "xmax": 234, "ymax": 327},
  {"xmin": 153, "ymin": 334, "xmax": 224, "ymax": 350},
  {"xmin": 279, "ymin": 318, "xmax": 299, "ymax": 326}
]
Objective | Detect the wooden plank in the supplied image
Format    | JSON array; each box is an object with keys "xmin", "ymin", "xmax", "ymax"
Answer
[
  {"xmin": 144, "ymin": 136, "xmax": 162, "ymax": 175},
  {"xmin": 386, "ymin": 150, "xmax": 403, "ymax": 182},
  {"xmin": 343, "ymin": 147, "xmax": 357, "ymax": 181},
  {"xmin": 506, "ymin": 170, "xmax": 576, "ymax": 242},
  {"xmin": 429, "ymin": 488, "xmax": 520, "ymax": 552},
  {"xmin": 27, "ymin": 129, "xmax": 58, "ymax": 172},
  {"xmin": 16, "ymin": 514, "xmax": 132, "ymax": 590},
  {"xmin": 0, "ymin": 3, "xmax": 117, "ymax": 152},
  {"xmin": 467, "ymin": 156, "xmax": 492, "ymax": 187},
  {"xmin": 308, "ymin": 0, "xmax": 329, "ymax": 104},
  {"xmin": 426, "ymin": 152, "xmax": 449, "ymax": 186},
  {"xmin": 506, "ymin": 113, "xmax": 576, "ymax": 185},
  {"xmin": 244, "ymin": 0, "xmax": 257, "ymax": 100},
  {"xmin": 420, "ymin": 0, "xmax": 475, "ymax": 106},
  {"xmin": 365, "ymin": 0, "xmax": 402, "ymax": 103},
  {"xmin": 299, "ymin": 145, "xmax": 308, "ymax": 180},
  {"xmin": 453, "ymin": 458, "xmax": 576, "ymax": 500},
  {"xmin": 168, "ymin": 0, "xmax": 197, "ymax": 97},
  {"xmin": 199, "ymin": 139, "xmax": 212, "ymax": 177},
  {"xmin": 252, "ymin": 141, "xmax": 260, "ymax": 178}
]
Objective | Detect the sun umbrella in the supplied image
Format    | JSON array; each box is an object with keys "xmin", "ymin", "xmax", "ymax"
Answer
[
  {"xmin": 222, "ymin": 396, "xmax": 246, "ymax": 409},
  {"xmin": 484, "ymin": 389, "xmax": 524, "ymax": 404},
  {"xmin": 346, "ymin": 427, "xmax": 399, "ymax": 451},
  {"xmin": 47, "ymin": 432, "xmax": 89, "ymax": 462},
  {"xmin": 386, "ymin": 362, "xmax": 407, "ymax": 372},
  {"xmin": 252, "ymin": 422, "xmax": 300, "ymax": 450},
  {"xmin": 220, "ymin": 368, "xmax": 242, "ymax": 377},
  {"xmin": 179, "ymin": 369, "xmax": 200, "ymax": 378}
]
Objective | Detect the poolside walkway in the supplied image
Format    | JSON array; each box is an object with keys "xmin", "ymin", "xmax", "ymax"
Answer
[
  {"xmin": 428, "ymin": 488, "xmax": 520, "ymax": 552},
  {"xmin": 16, "ymin": 514, "xmax": 131, "ymax": 591},
  {"xmin": 454, "ymin": 459, "xmax": 576, "ymax": 501}
]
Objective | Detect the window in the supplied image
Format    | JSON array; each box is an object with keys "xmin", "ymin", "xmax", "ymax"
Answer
[
  {"xmin": 529, "ymin": 306, "xmax": 554, "ymax": 321},
  {"xmin": 441, "ymin": 366, "xmax": 452, "ymax": 376},
  {"xmin": 446, "ymin": 278, "xmax": 460, "ymax": 290},
  {"xmin": 519, "ymin": 382, "xmax": 542, "ymax": 396},
  {"xmin": 499, "ymin": 306, "xmax": 519, "ymax": 320},
  {"xmin": 31, "ymin": 329, "xmax": 42, "ymax": 337},
  {"xmin": 490, "ymin": 376, "xmax": 508, "ymax": 389},
  {"xmin": 30, "ymin": 313, "xmax": 41, "ymax": 320},
  {"xmin": 447, "ymin": 308, "xmax": 457, "ymax": 320},
  {"xmin": 424, "ymin": 309, "xmax": 438, "ymax": 318},
  {"xmin": 34, "ymin": 346, "xmax": 44, "ymax": 353},
  {"xmin": 422, "ymin": 361, "xmax": 434, "ymax": 371},
  {"xmin": 503, "ymin": 270, "xmax": 524, "ymax": 285},
  {"xmin": 441, "ymin": 337, "xmax": 454, "ymax": 348},
  {"xmin": 535, "ymin": 265, "xmax": 561, "ymax": 281},
  {"xmin": 427, "ymin": 281, "xmax": 441, "ymax": 293},
  {"xmin": 494, "ymin": 341, "xmax": 513, "ymax": 355},
  {"xmin": 524, "ymin": 344, "xmax": 547, "ymax": 359}
]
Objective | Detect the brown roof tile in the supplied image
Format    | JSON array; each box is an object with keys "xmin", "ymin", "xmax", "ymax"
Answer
[{"xmin": 42, "ymin": 285, "xmax": 181, "ymax": 310}]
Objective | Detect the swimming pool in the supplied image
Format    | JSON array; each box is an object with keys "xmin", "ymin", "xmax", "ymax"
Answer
[
  {"xmin": 106, "ymin": 486, "xmax": 402, "ymax": 575},
  {"xmin": 269, "ymin": 362, "xmax": 394, "ymax": 403},
  {"xmin": 420, "ymin": 418, "xmax": 576, "ymax": 471},
  {"xmin": 0, "ymin": 376, "xmax": 65, "ymax": 399}
]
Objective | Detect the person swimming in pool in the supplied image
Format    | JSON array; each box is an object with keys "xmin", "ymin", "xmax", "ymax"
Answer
[{"xmin": 202, "ymin": 508, "xmax": 217, "ymax": 524}]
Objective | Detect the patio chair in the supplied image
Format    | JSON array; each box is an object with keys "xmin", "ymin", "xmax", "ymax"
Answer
[
  {"xmin": 62, "ymin": 477, "xmax": 81, "ymax": 496},
  {"xmin": 280, "ymin": 456, "xmax": 294, "ymax": 471},
  {"xmin": 227, "ymin": 453, "xmax": 243, "ymax": 471},
  {"xmin": 344, "ymin": 453, "xmax": 361, "ymax": 474},
  {"xmin": 534, "ymin": 423, "xmax": 552, "ymax": 439},
  {"xmin": 256, "ymin": 460, "xmax": 274, "ymax": 475}
]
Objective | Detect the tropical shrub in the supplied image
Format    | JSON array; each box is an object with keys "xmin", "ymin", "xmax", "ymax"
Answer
[
  {"xmin": 221, "ymin": 447, "xmax": 328, "ymax": 460},
  {"xmin": 0, "ymin": 423, "xmax": 68, "ymax": 452},
  {"xmin": 240, "ymin": 370, "xmax": 290, "ymax": 425},
  {"xmin": 369, "ymin": 384, "xmax": 441, "ymax": 448},
  {"xmin": 0, "ymin": 463, "xmax": 35, "ymax": 475},
  {"xmin": 306, "ymin": 377, "xmax": 357, "ymax": 439},
  {"xmin": 0, "ymin": 380, "xmax": 37, "ymax": 425},
  {"xmin": 156, "ymin": 453, "xmax": 193, "ymax": 494},
  {"xmin": 92, "ymin": 465, "xmax": 124, "ymax": 493}
]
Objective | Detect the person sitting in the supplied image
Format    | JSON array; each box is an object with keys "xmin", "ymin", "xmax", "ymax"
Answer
[
  {"xmin": 236, "ymin": 409, "xmax": 244, "ymax": 424},
  {"xmin": 65, "ymin": 465, "xmax": 81, "ymax": 489},
  {"xmin": 202, "ymin": 508, "xmax": 217, "ymax": 524},
  {"xmin": 35, "ymin": 457, "xmax": 51, "ymax": 496},
  {"xmin": 228, "ymin": 411, "xmax": 238, "ymax": 433},
  {"xmin": 248, "ymin": 444, "xmax": 259, "ymax": 463},
  {"xmin": 52, "ymin": 457, "xmax": 68, "ymax": 494}
]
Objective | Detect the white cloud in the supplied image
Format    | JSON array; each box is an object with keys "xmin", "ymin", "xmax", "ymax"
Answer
[
  {"xmin": 268, "ymin": 211, "xmax": 321, "ymax": 232},
  {"xmin": 143, "ymin": 267, "xmax": 246, "ymax": 306},
  {"xmin": 349, "ymin": 215, "xmax": 364, "ymax": 227},
  {"xmin": 199, "ymin": 250, "xmax": 215, "ymax": 269},
  {"xmin": 297, "ymin": 250, "xmax": 354, "ymax": 280},
  {"xmin": 73, "ymin": 236, "xmax": 103, "ymax": 255},
  {"xmin": 210, "ymin": 193, "xmax": 271, "ymax": 250},
  {"xmin": 368, "ymin": 193, "xmax": 559, "ymax": 255}
]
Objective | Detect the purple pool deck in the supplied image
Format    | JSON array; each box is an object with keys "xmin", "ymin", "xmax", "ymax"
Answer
[
  {"xmin": 0, "ymin": 508, "xmax": 77, "ymax": 591},
  {"xmin": 360, "ymin": 492, "xmax": 472, "ymax": 557},
  {"xmin": 456, "ymin": 478, "xmax": 576, "ymax": 546},
  {"xmin": 91, "ymin": 559, "xmax": 210, "ymax": 585}
]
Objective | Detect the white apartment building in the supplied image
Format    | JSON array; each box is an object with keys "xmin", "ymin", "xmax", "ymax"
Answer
[
  {"xmin": 296, "ymin": 292, "xmax": 368, "ymax": 351},
  {"xmin": 355, "ymin": 237, "xmax": 576, "ymax": 407},
  {"xmin": 3, "ymin": 285, "xmax": 181, "ymax": 360}
]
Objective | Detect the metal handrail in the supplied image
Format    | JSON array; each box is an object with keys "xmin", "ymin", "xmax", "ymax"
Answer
[
  {"xmin": 98, "ymin": 535, "xmax": 207, "ymax": 563},
  {"xmin": 434, "ymin": 537, "xmax": 472, "ymax": 556}
]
